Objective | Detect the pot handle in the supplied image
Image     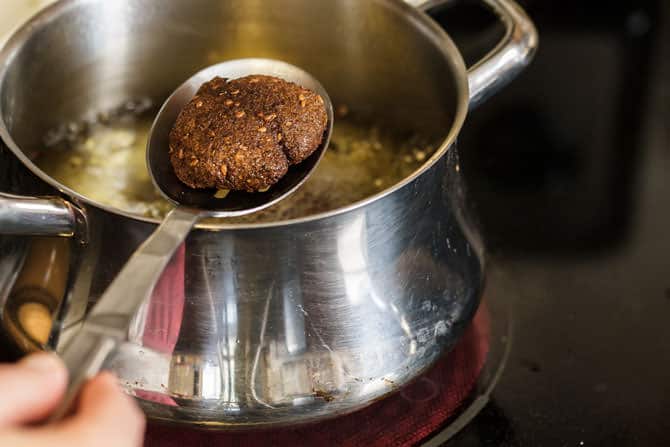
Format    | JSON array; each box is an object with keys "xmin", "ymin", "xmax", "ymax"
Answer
[
  {"xmin": 0, "ymin": 192, "xmax": 84, "ymax": 237},
  {"xmin": 408, "ymin": 0, "xmax": 538, "ymax": 108}
]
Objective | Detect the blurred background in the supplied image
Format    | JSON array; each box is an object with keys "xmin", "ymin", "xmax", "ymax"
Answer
[{"xmin": 433, "ymin": 0, "xmax": 670, "ymax": 445}]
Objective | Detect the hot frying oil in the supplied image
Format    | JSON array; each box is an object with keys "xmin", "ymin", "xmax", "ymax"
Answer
[{"xmin": 38, "ymin": 107, "xmax": 436, "ymax": 222}]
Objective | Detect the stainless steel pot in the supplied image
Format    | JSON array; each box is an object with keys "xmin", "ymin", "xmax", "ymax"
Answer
[{"xmin": 0, "ymin": 0, "xmax": 536, "ymax": 428}]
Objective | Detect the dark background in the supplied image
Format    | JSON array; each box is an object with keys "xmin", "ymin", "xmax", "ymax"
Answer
[{"xmin": 432, "ymin": 0, "xmax": 670, "ymax": 445}]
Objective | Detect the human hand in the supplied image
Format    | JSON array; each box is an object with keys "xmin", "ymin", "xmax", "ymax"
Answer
[{"xmin": 0, "ymin": 352, "xmax": 145, "ymax": 446}]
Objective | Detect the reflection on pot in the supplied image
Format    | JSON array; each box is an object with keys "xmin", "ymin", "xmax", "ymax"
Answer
[{"xmin": 2, "ymin": 237, "xmax": 70, "ymax": 351}]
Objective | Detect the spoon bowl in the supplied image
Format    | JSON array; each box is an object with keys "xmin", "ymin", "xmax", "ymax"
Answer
[
  {"xmin": 148, "ymin": 58, "xmax": 333, "ymax": 216},
  {"xmin": 50, "ymin": 58, "xmax": 333, "ymax": 421}
]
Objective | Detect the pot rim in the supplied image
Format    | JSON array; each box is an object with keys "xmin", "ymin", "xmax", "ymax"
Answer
[{"xmin": 0, "ymin": 0, "xmax": 469, "ymax": 230}]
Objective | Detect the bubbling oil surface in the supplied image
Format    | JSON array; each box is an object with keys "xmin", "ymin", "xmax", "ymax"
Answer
[{"xmin": 38, "ymin": 106, "xmax": 437, "ymax": 223}]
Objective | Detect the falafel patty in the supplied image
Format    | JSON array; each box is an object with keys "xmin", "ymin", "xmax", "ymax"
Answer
[{"xmin": 169, "ymin": 75, "xmax": 328, "ymax": 192}]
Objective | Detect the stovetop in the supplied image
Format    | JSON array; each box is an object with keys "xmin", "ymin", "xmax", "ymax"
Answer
[
  {"xmin": 1, "ymin": 1, "xmax": 669, "ymax": 446},
  {"xmin": 438, "ymin": 0, "xmax": 670, "ymax": 445}
]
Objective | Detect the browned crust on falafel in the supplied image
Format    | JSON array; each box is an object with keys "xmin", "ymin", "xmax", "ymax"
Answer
[{"xmin": 169, "ymin": 75, "xmax": 328, "ymax": 192}]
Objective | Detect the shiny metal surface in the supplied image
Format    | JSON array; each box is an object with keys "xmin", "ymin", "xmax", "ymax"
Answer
[
  {"xmin": 411, "ymin": 0, "xmax": 538, "ymax": 108},
  {"xmin": 0, "ymin": 192, "xmax": 81, "ymax": 237},
  {"xmin": 52, "ymin": 58, "xmax": 333, "ymax": 420},
  {"xmin": 149, "ymin": 58, "xmax": 333, "ymax": 213},
  {"xmin": 462, "ymin": 0, "xmax": 538, "ymax": 107},
  {"xmin": 0, "ymin": 0, "xmax": 536, "ymax": 427}
]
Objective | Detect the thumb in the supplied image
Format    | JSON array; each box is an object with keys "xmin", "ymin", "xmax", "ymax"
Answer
[{"xmin": 0, "ymin": 352, "xmax": 67, "ymax": 426}]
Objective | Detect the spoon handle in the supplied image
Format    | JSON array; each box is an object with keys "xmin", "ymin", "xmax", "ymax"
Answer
[{"xmin": 49, "ymin": 206, "xmax": 199, "ymax": 422}]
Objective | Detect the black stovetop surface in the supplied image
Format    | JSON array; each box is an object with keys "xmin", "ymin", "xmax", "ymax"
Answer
[{"xmin": 438, "ymin": 0, "xmax": 670, "ymax": 445}]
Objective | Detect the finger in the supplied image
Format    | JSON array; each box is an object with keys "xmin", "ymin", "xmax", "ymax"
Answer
[
  {"xmin": 58, "ymin": 372, "xmax": 145, "ymax": 447},
  {"xmin": 0, "ymin": 374, "xmax": 145, "ymax": 447},
  {"xmin": 0, "ymin": 352, "xmax": 67, "ymax": 426}
]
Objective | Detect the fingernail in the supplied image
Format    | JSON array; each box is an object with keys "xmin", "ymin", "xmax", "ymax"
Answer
[{"xmin": 21, "ymin": 352, "xmax": 62, "ymax": 372}]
